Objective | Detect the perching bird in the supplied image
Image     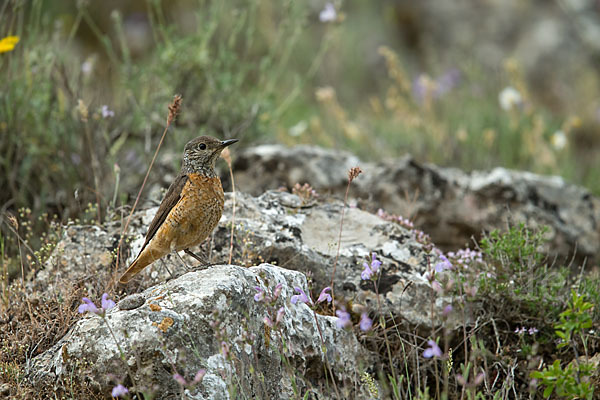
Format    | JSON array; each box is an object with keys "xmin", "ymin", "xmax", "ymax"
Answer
[{"xmin": 119, "ymin": 136, "xmax": 238, "ymax": 284}]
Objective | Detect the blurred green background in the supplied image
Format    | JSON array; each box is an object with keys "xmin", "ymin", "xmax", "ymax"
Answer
[{"xmin": 1, "ymin": 0, "xmax": 600, "ymax": 242}]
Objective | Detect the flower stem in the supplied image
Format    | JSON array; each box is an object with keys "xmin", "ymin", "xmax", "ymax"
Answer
[{"xmin": 311, "ymin": 309, "xmax": 341, "ymax": 399}]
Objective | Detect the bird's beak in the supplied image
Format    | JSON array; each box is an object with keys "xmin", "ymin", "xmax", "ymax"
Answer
[{"xmin": 221, "ymin": 139, "xmax": 239, "ymax": 147}]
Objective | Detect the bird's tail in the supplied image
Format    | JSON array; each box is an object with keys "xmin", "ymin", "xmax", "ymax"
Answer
[{"xmin": 118, "ymin": 247, "xmax": 166, "ymax": 284}]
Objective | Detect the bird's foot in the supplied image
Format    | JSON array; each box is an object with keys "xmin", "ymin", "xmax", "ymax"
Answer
[
  {"xmin": 184, "ymin": 248, "xmax": 209, "ymax": 264},
  {"xmin": 190, "ymin": 262, "xmax": 217, "ymax": 272}
]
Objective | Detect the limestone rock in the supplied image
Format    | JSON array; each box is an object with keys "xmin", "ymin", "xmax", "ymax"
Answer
[
  {"xmin": 232, "ymin": 145, "xmax": 600, "ymax": 266},
  {"xmin": 28, "ymin": 265, "xmax": 374, "ymax": 399}
]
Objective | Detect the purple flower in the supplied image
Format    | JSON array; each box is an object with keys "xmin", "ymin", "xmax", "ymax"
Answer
[
  {"xmin": 359, "ymin": 313, "xmax": 372, "ymax": 331},
  {"xmin": 528, "ymin": 327, "xmax": 538, "ymax": 335},
  {"xmin": 254, "ymin": 286, "xmax": 265, "ymax": 302},
  {"xmin": 434, "ymin": 254, "xmax": 452, "ymax": 272},
  {"xmin": 361, "ymin": 266, "xmax": 373, "ymax": 280},
  {"xmin": 276, "ymin": 307, "xmax": 285, "ymax": 324},
  {"xmin": 101, "ymin": 293, "xmax": 115, "ymax": 310},
  {"xmin": 335, "ymin": 309, "xmax": 352, "ymax": 329},
  {"xmin": 370, "ymin": 253, "xmax": 382, "ymax": 271},
  {"xmin": 452, "ymin": 248, "xmax": 483, "ymax": 266},
  {"xmin": 101, "ymin": 105, "xmax": 115, "ymax": 119},
  {"xmin": 273, "ymin": 283, "xmax": 283, "ymax": 300},
  {"xmin": 192, "ymin": 369, "xmax": 206, "ymax": 384},
  {"xmin": 111, "ymin": 384, "xmax": 129, "ymax": 397},
  {"xmin": 173, "ymin": 373, "xmax": 187, "ymax": 386},
  {"xmin": 78, "ymin": 293, "xmax": 115, "ymax": 316},
  {"xmin": 442, "ymin": 304, "xmax": 453, "ymax": 316},
  {"xmin": 316, "ymin": 287, "xmax": 332, "ymax": 304},
  {"xmin": 264, "ymin": 316, "xmax": 274, "ymax": 328},
  {"xmin": 423, "ymin": 340, "xmax": 442, "ymax": 358},
  {"xmin": 78, "ymin": 297, "xmax": 99, "ymax": 314},
  {"xmin": 514, "ymin": 327, "xmax": 526, "ymax": 335},
  {"xmin": 291, "ymin": 287, "xmax": 311, "ymax": 305},
  {"xmin": 264, "ymin": 308, "xmax": 284, "ymax": 328},
  {"xmin": 361, "ymin": 254, "xmax": 382, "ymax": 280},
  {"xmin": 442, "ymin": 304, "xmax": 453, "ymax": 317}
]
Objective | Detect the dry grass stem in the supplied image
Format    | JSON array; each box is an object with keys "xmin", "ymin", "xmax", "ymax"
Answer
[
  {"xmin": 221, "ymin": 148, "xmax": 237, "ymax": 265},
  {"xmin": 329, "ymin": 166, "xmax": 362, "ymax": 306}
]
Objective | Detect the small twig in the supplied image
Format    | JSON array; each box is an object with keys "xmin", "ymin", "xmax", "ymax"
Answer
[
  {"xmin": 221, "ymin": 148, "xmax": 236, "ymax": 265},
  {"xmin": 114, "ymin": 95, "xmax": 182, "ymax": 281},
  {"xmin": 329, "ymin": 167, "xmax": 362, "ymax": 306}
]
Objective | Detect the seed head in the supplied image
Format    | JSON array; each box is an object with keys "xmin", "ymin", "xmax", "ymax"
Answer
[
  {"xmin": 6, "ymin": 213, "xmax": 18, "ymax": 230},
  {"xmin": 167, "ymin": 94, "xmax": 183, "ymax": 125},
  {"xmin": 348, "ymin": 166, "xmax": 362, "ymax": 182}
]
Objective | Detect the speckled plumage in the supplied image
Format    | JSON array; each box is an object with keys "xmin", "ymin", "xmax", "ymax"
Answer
[{"xmin": 119, "ymin": 136, "xmax": 237, "ymax": 284}]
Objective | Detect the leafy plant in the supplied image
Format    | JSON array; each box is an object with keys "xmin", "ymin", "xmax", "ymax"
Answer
[
  {"xmin": 479, "ymin": 222, "xmax": 547, "ymax": 280},
  {"xmin": 531, "ymin": 358, "xmax": 595, "ymax": 399},
  {"xmin": 476, "ymin": 223, "xmax": 569, "ymax": 318},
  {"xmin": 530, "ymin": 291, "xmax": 595, "ymax": 399},
  {"xmin": 554, "ymin": 290, "xmax": 593, "ymax": 351}
]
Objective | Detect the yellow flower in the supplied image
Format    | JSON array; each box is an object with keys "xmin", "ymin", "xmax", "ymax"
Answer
[{"xmin": 0, "ymin": 36, "xmax": 19, "ymax": 53}]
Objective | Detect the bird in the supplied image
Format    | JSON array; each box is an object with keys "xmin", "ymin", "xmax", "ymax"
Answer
[{"xmin": 118, "ymin": 136, "xmax": 238, "ymax": 284}]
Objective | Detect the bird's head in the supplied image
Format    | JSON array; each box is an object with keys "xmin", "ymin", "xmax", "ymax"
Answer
[{"xmin": 182, "ymin": 135, "xmax": 238, "ymax": 175}]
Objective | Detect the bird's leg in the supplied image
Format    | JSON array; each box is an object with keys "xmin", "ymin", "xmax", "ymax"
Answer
[
  {"xmin": 184, "ymin": 248, "xmax": 215, "ymax": 271},
  {"xmin": 160, "ymin": 258, "xmax": 175, "ymax": 279},
  {"xmin": 184, "ymin": 248, "xmax": 208, "ymax": 264},
  {"xmin": 174, "ymin": 250, "xmax": 192, "ymax": 272}
]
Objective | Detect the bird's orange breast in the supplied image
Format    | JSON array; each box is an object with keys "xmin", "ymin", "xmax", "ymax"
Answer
[{"xmin": 151, "ymin": 173, "xmax": 224, "ymax": 252}]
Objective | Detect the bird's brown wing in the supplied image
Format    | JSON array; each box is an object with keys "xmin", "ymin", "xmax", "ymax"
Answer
[{"xmin": 137, "ymin": 173, "xmax": 189, "ymax": 254}]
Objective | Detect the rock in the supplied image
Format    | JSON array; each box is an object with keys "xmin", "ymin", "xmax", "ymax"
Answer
[
  {"xmin": 209, "ymin": 190, "xmax": 445, "ymax": 328},
  {"xmin": 38, "ymin": 190, "xmax": 444, "ymax": 327},
  {"xmin": 31, "ymin": 224, "xmax": 121, "ymax": 294},
  {"xmin": 232, "ymin": 144, "xmax": 360, "ymax": 195},
  {"xmin": 232, "ymin": 145, "xmax": 600, "ymax": 266},
  {"xmin": 31, "ymin": 214, "xmax": 148, "ymax": 294},
  {"xmin": 118, "ymin": 293, "xmax": 146, "ymax": 311},
  {"xmin": 28, "ymin": 264, "xmax": 374, "ymax": 399}
]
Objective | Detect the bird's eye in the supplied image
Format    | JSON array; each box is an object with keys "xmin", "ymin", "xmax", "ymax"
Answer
[{"xmin": 199, "ymin": 143, "xmax": 206, "ymax": 150}]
